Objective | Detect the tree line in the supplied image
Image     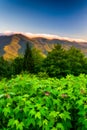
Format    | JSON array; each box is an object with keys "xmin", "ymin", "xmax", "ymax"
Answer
[{"xmin": 0, "ymin": 42, "xmax": 87, "ymax": 79}]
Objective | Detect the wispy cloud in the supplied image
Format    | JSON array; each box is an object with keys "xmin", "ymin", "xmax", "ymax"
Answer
[
  {"xmin": 25, "ymin": 33, "xmax": 87, "ymax": 42},
  {"xmin": 0, "ymin": 31, "xmax": 86, "ymax": 43}
]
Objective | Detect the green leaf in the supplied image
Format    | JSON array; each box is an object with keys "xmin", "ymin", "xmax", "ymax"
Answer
[
  {"xmin": 13, "ymin": 119, "xmax": 19, "ymax": 127},
  {"xmin": 3, "ymin": 107, "xmax": 10, "ymax": 116},
  {"xmin": 43, "ymin": 119, "xmax": 48, "ymax": 125},
  {"xmin": 51, "ymin": 127, "xmax": 57, "ymax": 130},
  {"xmin": 29, "ymin": 108, "xmax": 36, "ymax": 116},
  {"xmin": 56, "ymin": 123, "xmax": 64, "ymax": 130},
  {"xmin": 17, "ymin": 122, "xmax": 24, "ymax": 130},
  {"xmin": 8, "ymin": 118, "xmax": 14, "ymax": 127},
  {"xmin": 49, "ymin": 111, "xmax": 59, "ymax": 118},
  {"xmin": 0, "ymin": 94, "xmax": 5, "ymax": 98},
  {"xmin": 25, "ymin": 118, "xmax": 35, "ymax": 127},
  {"xmin": 35, "ymin": 112, "xmax": 41, "ymax": 119}
]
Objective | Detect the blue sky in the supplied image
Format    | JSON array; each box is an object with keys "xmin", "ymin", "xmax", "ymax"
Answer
[{"xmin": 0, "ymin": 0, "xmax": 87, "ymax": 40}]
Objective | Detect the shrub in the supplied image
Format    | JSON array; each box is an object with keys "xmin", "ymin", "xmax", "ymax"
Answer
[{"xmin": 0, "ymin": 74, "xmax": 87, "ymax": 129}]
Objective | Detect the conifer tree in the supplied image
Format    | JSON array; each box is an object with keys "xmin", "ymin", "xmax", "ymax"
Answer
[{"xmin": 23, "ymin": 42, "xmax": 34, "ymax": 73}]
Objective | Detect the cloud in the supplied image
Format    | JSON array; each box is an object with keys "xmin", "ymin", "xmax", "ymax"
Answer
[
  {"xmin": 25, "ymin": 33, "xmax": 87, "ymax": 42},
  {"xmin": 0, "ymin": 31, "xmax": 86, "ymax": 43}
]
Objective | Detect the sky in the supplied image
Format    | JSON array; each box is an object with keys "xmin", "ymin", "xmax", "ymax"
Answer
[{"xmin": 0, "ymin": 0, "xmax": 87, "ymax": 40}]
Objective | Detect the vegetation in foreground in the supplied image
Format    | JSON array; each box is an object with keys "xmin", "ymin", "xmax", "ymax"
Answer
[
  {"xmin": 0, "ymin": 43, "xmax": 87, "ymax": 129},
  {"xmin": 0, "ymin": 74, "xmax": 87, "ymax": 130}
]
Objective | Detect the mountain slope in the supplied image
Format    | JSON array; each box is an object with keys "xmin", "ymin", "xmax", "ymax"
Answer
[{"xmin": 0, "ymin": 33, "xmax": 87, "ymax": 60}]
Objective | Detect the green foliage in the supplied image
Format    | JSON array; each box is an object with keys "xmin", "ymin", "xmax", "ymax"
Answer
[
  {"xmin": 37, "ymin": 72, "xmax": 49, "ymax": 79},
  {"xmin": 0, "ymin": 74, "xmax": 87, "ymax": 129},
  {"xmin": 1, "ymin": 43, "xmax": 87, "ymax": 79},
  {"xmin": 0, "ymin": 57, "xmax": 13, "ymax": 79},
  {"xmin": 31, "ymin": 48, "xmax": 44, "ymax": 73},
  {"xmin": 42, "ymin": 44, "xmax": 70, "ymax": 78},
  {"xmin": 23, "ymin": 43, "xmax": 34, "ymax": 73},
  {"xmin": 0, "ymin": 44, "xmax": 45, "ymax": 79},
  {"xmin": 66, "ymin": 46, "xmax": 85, "ymax": 75},
  {"xmin": 11, "ymin": 56, "xmax": 24, "ymax": 75},
  {"xmin": 42, "ymin": 44, "xmax": 86, "ymax": 78}
]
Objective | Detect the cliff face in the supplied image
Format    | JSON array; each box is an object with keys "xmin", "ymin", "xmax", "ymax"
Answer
[{"xmin": 0, "ymin": 33, "xmax": 87, "ymax": 60}]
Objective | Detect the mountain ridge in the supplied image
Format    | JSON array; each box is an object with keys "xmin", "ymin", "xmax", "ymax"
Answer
[
  {"xmin": 0, "ymin": 32, "xmax": 87, "ymax": 60},
  {"xmin": 0, "ymin": 32, "xmax": 86, "ymax": 42}
]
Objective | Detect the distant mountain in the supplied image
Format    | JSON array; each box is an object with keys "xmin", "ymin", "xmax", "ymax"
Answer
[{"xmin": 0, "ymin": 32, "xmax": 87, "ymax": 60}]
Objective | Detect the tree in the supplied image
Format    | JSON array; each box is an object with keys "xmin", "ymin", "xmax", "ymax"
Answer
[
  {"xmin": 12, "ymin": 56, "xmax": 23, "ymax": 75},
  {"xmin": 31, "ymin": 48, "xmax": 44, "ymax": 73},
  {"xmin": 42, "ymin": 44, "xmax": 86, "ymax": 78},
  {"xmin": 42, "ymin": 44, "xmax": 69, "ymax": 78},
  {"xmin": 23, "ymin": 43, "xmax": 34, "ymax": 73},
  {"xmin": 66, "ymin": 46, "xmax": 85, "ymax": 75},
  {"xmin": 0, "ymin": 57, "xmax": 13, "ymax": 79}
]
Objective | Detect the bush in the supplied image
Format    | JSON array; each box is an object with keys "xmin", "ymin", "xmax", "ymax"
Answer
[
  {"xmin": 37, "ymin": 72, "xmax": 49, "ymax": 79},
  {"xmin": 0, "ymin": 74, "xmax": 87, "ymax": 129},
  {"xmin": 42, "ymin": 44, "xmax": 86, "ymax": 78}
]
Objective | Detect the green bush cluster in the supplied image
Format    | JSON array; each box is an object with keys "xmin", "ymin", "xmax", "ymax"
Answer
[
  {"xmin": 42, "ymin": 44, "xmax": 87, "ymax": 78},
  {"xmin": 0, "ymin": 74, "xmax": 87, "ymax": 129}
]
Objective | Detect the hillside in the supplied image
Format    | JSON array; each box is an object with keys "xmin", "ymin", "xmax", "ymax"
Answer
[{"xmin": 0, "ymin": 33, "xmax": 87, "ymax": 60}]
